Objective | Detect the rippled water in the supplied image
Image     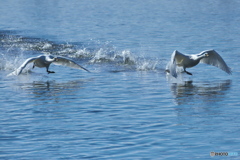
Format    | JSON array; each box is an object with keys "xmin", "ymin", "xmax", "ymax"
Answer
[{"xmin": 1, "ymin": 0, "xmax": 240, "ymax": 159}]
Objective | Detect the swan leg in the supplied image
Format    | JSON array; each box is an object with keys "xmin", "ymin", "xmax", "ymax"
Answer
[
  {"xmin": 46, "ymin": 67, "xmax": 55, "ymax": 74},
  {"xmin": 184, "ymin": 69, "xmax": 192, "ymax": 75}
]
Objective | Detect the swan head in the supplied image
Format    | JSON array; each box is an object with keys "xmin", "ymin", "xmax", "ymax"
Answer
[
  {"xmin": 198, "ymin": 52, "xmax": 209, "ymax": 58},
  {"xmin": 53, "ymin": 57, "xmax": 58, "ymax": 62},
  {"xmin": 190, "ymin": 52, "xmax": 209, "ymax": 60},
  {"xmin": 197, "ymin": 52, "xmax": 209, "ymax": 59},
  {"xmin": 46, "ymin": 55, "xmax": 57, "ymax": 62}
]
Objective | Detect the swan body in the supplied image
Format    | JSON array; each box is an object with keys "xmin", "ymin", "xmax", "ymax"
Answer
[
  {"xmin": 166, "ymin": 50, "xmax": 232, "ymax": 78},
  {"xmin": 8, "ymin": 55, "xmax": 90, "ymax": 76}
]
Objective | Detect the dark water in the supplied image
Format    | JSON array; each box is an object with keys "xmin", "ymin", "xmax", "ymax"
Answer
[{"xmin": 1, "ymin": 0, "xmax": 240, "ymax": 159}]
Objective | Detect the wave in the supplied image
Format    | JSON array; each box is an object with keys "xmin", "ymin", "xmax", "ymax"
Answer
[{"xmin": 0, "ymin": 31, "xmax": 167, "ymax": 73}]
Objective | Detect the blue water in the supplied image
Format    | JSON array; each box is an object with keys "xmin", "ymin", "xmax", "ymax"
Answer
[{"xmin": 1, "ymin": 0, "xmax": 240, "ymax": 159}]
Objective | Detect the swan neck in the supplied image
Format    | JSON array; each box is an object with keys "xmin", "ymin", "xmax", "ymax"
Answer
[{"xmin": 191, "ymin": 54, "xmax": 205, "ymax": 61}]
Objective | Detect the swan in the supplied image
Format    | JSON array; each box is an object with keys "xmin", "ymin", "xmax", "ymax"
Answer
[
  {"xmin": 166, "ymin": 50, "xmax": 232, "ymax": 78},
  {"xmin": 8, "ymin": 55, "xmax": 90, "ymax": 76}
]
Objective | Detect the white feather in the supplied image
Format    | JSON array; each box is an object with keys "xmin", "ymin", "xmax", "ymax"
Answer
[
  {"xmin": 199, "ymin": 50, "xmax": 232, "ymax": 74},
  {"xmin": 8, "ymin": 55, "xmax": 90, "ymax": 76},
  {"xmin": 53, "ymin": 56, "xmax": 90, "ymax": 72},
  {"xmin": 166, "ymin": 49, "xmax": 231, "ymax": 78}
]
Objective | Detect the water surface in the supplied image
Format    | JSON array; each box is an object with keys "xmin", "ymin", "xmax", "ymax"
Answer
[{"xmin": 0, "ymin": 0, "xmax": 240, "ymax": 159}]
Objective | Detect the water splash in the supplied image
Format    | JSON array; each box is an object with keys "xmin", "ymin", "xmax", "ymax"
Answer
[
  {"xmin": 0, "ymin": 32, "xmax": 167, "ymax": 74},
  {"xmin": 166, "ymin": 67, "xmax": 193, "ymax": 84},
  {"xmin": 0, "ymin": 50, "xmax": 35, "ymax": 77}
]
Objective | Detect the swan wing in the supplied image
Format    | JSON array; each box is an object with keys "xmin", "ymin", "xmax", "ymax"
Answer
[
  {"xmin": 174, "ymin": 50, "xmax": 188, "ymax": 65},
  {"xmin": 8, "ymin": 57, "xmax": 37, "ymax": 76},
  {"xmin": 200, "ymin": 50, "xmax": 232, "ymax": 74},
  {"xmin": 53, "ymin": 56, "xmax": 90, "ymax": 72},
  {"xmin": 169, "ymin": 51, "xmax": 177, "ymax": 78},
  {"xmin": 167, "ymin": 50, "xmax": 186, "ymax": 78}
]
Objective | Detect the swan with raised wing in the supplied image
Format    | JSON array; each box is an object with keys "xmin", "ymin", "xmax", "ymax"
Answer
[
  {"xmin": 8, "ymin": 55, "xmax": 90, "ymax": 76},
  {"xmin": 166, "ymin": 50, "xmax": 232, "ymax": 78}
]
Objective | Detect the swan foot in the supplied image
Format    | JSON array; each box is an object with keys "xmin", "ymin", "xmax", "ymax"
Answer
[
  {"xmin": 185, "ymin": 70, "xmax": 192, "ymax": 75},
  {"xmin": 47, "ymin": 70, "xmax": 55, "ymax": 74}
]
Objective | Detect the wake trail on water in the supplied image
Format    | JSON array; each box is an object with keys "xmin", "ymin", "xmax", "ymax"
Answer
[{"xmin": 0, "ymin": 31, "xmax": 167, "ymax": 75}]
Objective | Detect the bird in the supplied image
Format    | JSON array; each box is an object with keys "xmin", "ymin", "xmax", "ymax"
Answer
[
  {"xmin": 8, "ymin": 55, "xmax": 90, "ymax": 76},
  {"xmin": 166, "ymin": 49, "xmax": 232, "ymax": 78}
]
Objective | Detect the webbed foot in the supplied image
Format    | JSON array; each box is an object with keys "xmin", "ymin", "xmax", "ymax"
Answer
[
  {"xmin": 47, "ymin": 70, "xmax": 55, "ymax": 74},
  {"xmin": 185, "ymin": 70, "xmax": 192, "ymax": 75}
]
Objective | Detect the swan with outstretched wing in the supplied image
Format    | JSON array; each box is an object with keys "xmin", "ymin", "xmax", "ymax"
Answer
[
  {"xmin": 8, "ymin": 55, "xmax": 90, "ymax": 76},
  {"xmin": 166, "ymin": 50, "xmax": 232, "ymax": 78}
]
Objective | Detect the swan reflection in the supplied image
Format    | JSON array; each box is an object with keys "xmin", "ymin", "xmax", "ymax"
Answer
[
  {"xmin": 17, "ymin": 79, "xmax": 90, "ymax": 105},
  {"xmin": 170, "ymin": 80, "xmax": 232, "ymax": 105}
]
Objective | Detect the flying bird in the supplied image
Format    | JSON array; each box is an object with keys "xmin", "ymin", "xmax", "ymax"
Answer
[
  {"xmin": 8, "ymin": 55, "xmax": 90, "ymax": 76},
  {"xmin": 166, "ymin": 50, "xmax": 232, "ymax": 78}
]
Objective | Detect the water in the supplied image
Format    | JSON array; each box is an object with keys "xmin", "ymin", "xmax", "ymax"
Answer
[{"xmin": 1, "ymin": 0, "xmax": 240, "ymax": 159}]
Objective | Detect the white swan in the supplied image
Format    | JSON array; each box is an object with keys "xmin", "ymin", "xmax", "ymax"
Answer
[
  {"xmin": 166, "ymin": 50, "xmax": 232, "ymax": 78},
  {"xmin": 8, "ymin": 55, "xmax": 90, "ymax": 76}
]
